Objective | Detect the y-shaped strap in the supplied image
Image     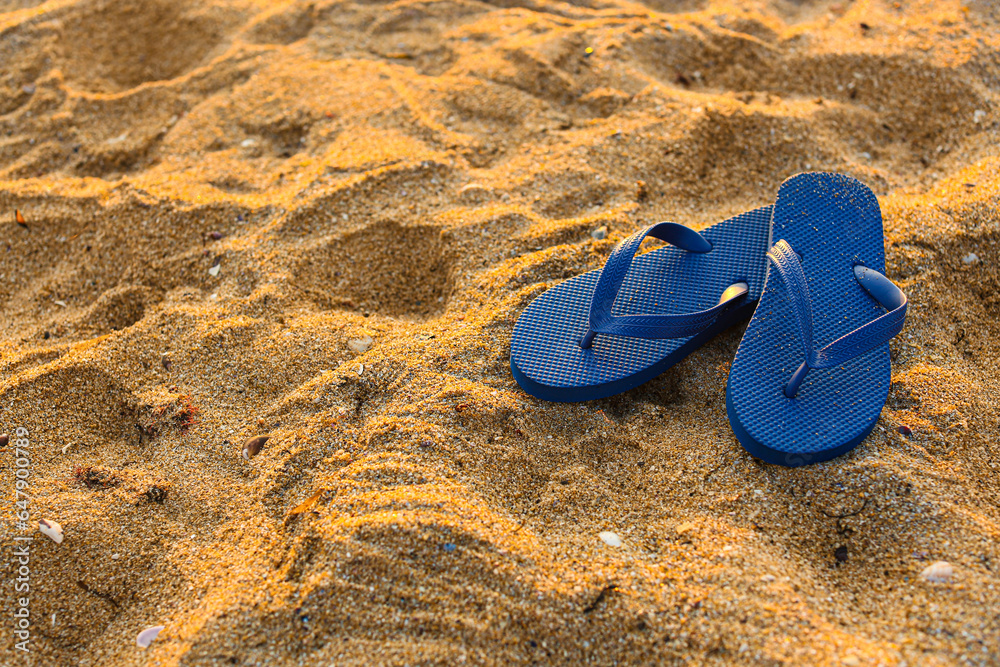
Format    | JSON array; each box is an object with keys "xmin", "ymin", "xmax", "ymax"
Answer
[
  {"xmin": 767, "ymin": 239, "xmax": 908, "ymax": 398},
  {"xmin": 580, "ymin": 222, "xmax": 749, "ymax": 348}
]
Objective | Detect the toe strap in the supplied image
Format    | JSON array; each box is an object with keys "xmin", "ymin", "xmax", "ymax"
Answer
[
  {"xmin": 767, "ymin": 239, "xmax": 908, "ymax": 397},
  {"xmin": 581, "ymin": 222, "xmax": 749, "ymax": 348}
]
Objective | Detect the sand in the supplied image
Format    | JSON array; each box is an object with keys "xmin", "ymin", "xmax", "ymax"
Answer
[{"xmin": 1, "ymin": 0, "xmax": 999, "ymax": 664}]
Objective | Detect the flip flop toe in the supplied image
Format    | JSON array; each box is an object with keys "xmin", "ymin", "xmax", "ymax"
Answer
[
  {"xmin": 726, "ymin": 173, "xmax": 908, "ymax": 466},
  {"xmin": 511, "ymin": 206, "xmax": 773, "ymax": 402}
]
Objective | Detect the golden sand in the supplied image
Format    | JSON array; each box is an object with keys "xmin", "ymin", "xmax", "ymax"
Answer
[{"xmin": 1, "ymin": 0, "xmax": 999, "ymax": 664}]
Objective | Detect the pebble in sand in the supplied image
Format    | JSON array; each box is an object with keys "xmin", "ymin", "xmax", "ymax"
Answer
[
  {"xmin": 920, "ymin": 561, "xmax": 955, "ymax": 583},
  {"xmin": 598, "ymin": 531, "xmax": 622, "ymax": 547}
]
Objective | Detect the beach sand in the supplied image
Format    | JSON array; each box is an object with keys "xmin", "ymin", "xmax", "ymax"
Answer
[{"xmin": 1, "ymin": 0, "xmax": 999, "ymax": 664}]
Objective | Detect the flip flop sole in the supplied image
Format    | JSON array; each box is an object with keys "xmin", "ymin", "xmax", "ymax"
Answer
[
  {"xmin": 725, "ymin": 385, "xmax": 881, "ymax": 466},
  {"xmin": 727, "ymin": 173, "xmax": 892, "ymax": 464},
  {"xmin": 511, "ymin": 206, "xmax": 772, "ymax": 402}
]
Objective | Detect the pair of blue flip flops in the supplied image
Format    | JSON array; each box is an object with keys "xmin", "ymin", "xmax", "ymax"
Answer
[{"xmin": 510, "ymin": 173, "xmax": 908, "ymax": 467}]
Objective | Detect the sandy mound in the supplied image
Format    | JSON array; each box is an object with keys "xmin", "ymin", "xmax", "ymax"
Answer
[{"xmin": 1, "ymin": 0, "xmax": 999, "ymax": 664}]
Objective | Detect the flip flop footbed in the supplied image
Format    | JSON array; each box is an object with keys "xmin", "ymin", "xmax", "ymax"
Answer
[{"xmin": 511, "ymin": 206, "xmax": 772, "ymax": 402}]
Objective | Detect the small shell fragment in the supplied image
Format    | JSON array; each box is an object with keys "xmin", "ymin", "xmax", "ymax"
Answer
[
  {"xmin": 106, "ymin": 131, "xmax": 129, "ymax": 145},
  {"xmin": 457, "ymin": 183, "xmax": 492, "ymax": 203},
  {"xmin": 288, "ymin": 489, "xmax": 324, "ymax": 516},
  {"xmin": 241, "ymin": 435, "xmax": 269, "ymax": 460},
  {"xmin": 920, "ymin": 561, "xmax": 954, "ymax": 583},
  {"xmin": 136, "ymin": 625, "xmax": 165, "ymax": 648},
  {"xmin": 39, "ymin": 519, "xmax": 64, "ymax": 544},
  {"xmin": 348, "ymin": 336, "xmax": 373, "ymax": 353},
  {"xmin": 208, "ymin": 264, "xmax": 221, "ymax": 277},
  {"xmin": 15, "ymin": 209, "xmax": 28, "ymax": 228},
  {"xmin": 598, "ymin": 531, "xmax": 622, "ymax": 547}
]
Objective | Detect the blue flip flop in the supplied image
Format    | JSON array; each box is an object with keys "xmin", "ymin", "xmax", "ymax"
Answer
[
  {"xmin": 510, "ymin": 207, "xmax": 773, "ymax": 402},
  {"xmin": 726, "ymin": 173, "xmax": 908, "ymax": 466}
]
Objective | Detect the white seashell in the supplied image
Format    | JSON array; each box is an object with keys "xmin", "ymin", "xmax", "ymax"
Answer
[
  {"xmin": 598, "ymin": 531, "xmax": 622, "ymax": 547},
  {"xmin": 61, "ymin": 443, "xmax": 74, "ymax": 454},
  {"xmin": 963, "ymin": 252, "xmax": 979, "ymax": 265},
  {"xmin": 348, "ymin": 336, "xmax": 373, "ymax": 353},
  {"xmin": 136, "ymin": 625, "xmax": 165, "ymax": 648},
  {"xmin": 208, "ymin": 265, "xmax": 221, "ymax": 277},
  {"xmin": 39, "ymin": 519, "xmax": 63, "ymax": 544},
  {"xmin": 54, "ymin": 300, "xmax": 67, "ymax": 307},
  {"xmin": 356, "ymin": 364, "xmax": 364, "ymax": 375},
  {"xmin": 591, "ymin": 226, "xmax": 607, "ymax": 240},
  {"xmin": 973, "ymin": 109, "xmax": 986, "ymax": 123},
  {"xmin": 920, "ymin": 561, "xmax": 954, "ymax": 583}
]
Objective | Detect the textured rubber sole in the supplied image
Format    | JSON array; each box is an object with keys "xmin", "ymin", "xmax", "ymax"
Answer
[
  {"xmin": 725, "ymin": 382, "xmax": 880, "ymax": 466},
  {"xmin": 726, "ymin": 173, "xmax": 892, "ymax": 465},
  {"xmin": 510, "ymin": 206, "xmax": 772, "ymax": 402},
  {"xmin": 513, "ymin": 298, "xmax": 757, "ymax": 402}
]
